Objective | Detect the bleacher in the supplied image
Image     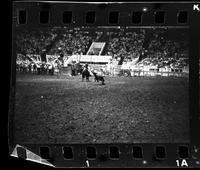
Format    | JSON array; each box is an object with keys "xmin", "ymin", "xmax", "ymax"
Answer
[{"xmin": 16, "ymin": 26, "xmax": 189, "ymax": 77}]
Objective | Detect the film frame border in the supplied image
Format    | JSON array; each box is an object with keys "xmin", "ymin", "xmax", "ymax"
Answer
[{"xmin": 9, "ymin": 1, "xmax": 200, "ymax": 168}]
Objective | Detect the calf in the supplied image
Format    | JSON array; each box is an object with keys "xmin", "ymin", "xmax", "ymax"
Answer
[{"xmin": 92, "ymin": 71, "xmax": 105, "ymax": 85}]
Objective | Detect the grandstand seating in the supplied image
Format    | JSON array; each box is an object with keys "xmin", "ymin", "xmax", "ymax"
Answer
[{"xmin": 16, "ymin": 27, "xmax": 189, "ymax": 74}]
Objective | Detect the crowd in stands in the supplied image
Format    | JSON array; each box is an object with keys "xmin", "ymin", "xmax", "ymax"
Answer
[
  {"xmin": 49, "ymin": 28, "xmax": 103, "ymax": 55},
  {"xmin": 16, "ymin": 28, "xmax": 58, "ymax": 55},
  {"xmin": 137, "ymin": 57, "xmax": 188, "ymax": 71},
  {"xmin": 105, "ymin": 29, "xmax": 146, "ymax": 64},
  {"xmin": 136, "ymin": 29, "xmax": 189, "ymax": 70},
  {"xmin": 16, "ymin": 27, "xmax": 189, "ymax": 74}
]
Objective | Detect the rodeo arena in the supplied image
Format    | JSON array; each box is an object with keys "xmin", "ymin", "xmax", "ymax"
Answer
[{"xmin": 15, "ymin": 27, "xmax": 191, "ymax": 144}]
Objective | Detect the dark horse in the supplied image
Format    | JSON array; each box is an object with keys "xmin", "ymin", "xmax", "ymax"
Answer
[
  {"xmin": 82, "ymin": 69, "xmax": 90, "ymax": 81},
  {"xmin": 81, "ymin": 64, "xmax": 90, "ymax": 81}
]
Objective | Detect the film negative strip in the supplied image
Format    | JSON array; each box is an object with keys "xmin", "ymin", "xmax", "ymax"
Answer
[{"xmin": 9, "ymin": 1, "xmax": 200, "ymax": 168}]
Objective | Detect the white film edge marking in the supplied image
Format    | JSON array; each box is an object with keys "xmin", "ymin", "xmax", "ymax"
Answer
[{"xmin": 10, "ymin": 144, "xmax": 55, "ymax": 167}]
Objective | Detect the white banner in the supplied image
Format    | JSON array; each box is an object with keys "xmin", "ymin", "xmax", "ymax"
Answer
[
  {"xmin": 63, "ymin": 55, "xmax": 112, "ymax": 66},
  {"xmin": 78, "ymin": 55, "xmax": 112, "ymax": 63}
]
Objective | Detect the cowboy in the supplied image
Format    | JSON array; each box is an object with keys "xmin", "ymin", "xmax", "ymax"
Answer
[
  {"xmin": 37, "ymin": 63, "xmax": 41, "ymax": 75},
  {"xmin": 82, "ymin": 63, "xmax": 90, "ymax": 81},
  {"xmin": 71, "ymin": 64, "xmax": 75, "ymax": 76}
]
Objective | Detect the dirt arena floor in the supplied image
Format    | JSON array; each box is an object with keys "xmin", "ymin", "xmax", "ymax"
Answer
[{"xmin": 14, "ymin": 73, "xmax": 189, "ymax": 144}]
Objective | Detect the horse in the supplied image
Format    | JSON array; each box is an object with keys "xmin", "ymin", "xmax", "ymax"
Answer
[{"xmin": 81, "ymin": 68, "xmax": 90, "ymax": 81}]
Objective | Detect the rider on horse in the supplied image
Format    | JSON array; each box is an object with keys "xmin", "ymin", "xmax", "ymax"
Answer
[{"xmin": 82, "ymin": 63, "xmax": 90, "ymax": 81}]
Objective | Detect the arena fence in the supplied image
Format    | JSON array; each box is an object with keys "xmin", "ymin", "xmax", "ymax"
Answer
[
  {"xmin": 16, "ymin": 64, "xmax": 189, "ymax": 78},
  {"xmin": 108, "ymin": 66, "xmax": 189, "ymax": 77}
]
